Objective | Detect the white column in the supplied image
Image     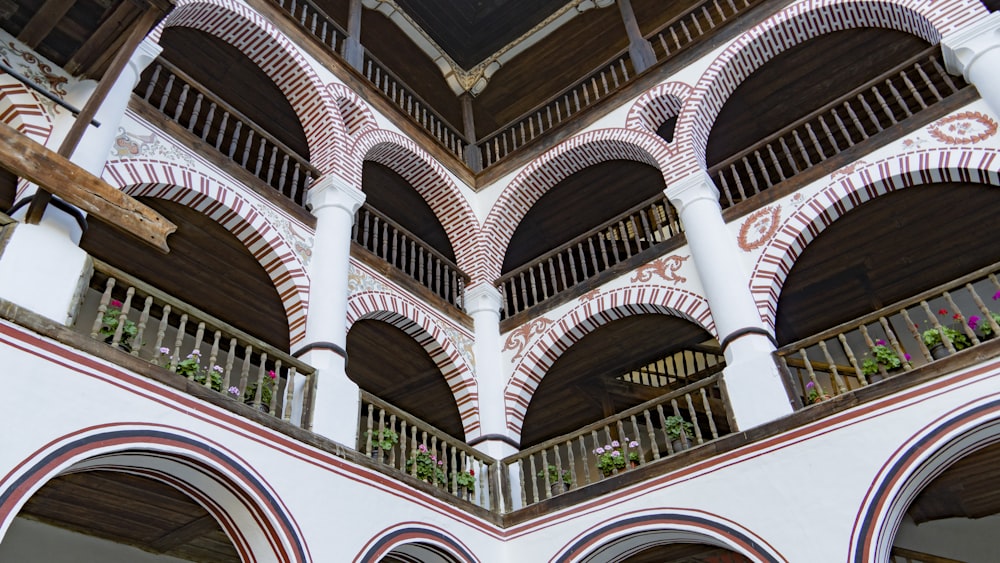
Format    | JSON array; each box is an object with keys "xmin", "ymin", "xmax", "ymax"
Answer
[
  {"xmin": 943, "ymin": 12, "xmax": 1000, "ymax": 117},
  {"xmin": 665, "ymin": 172, "xmax": 792, "ymax": 428},
  {"xmin": 466, "ymin": 283, "xmax": 519, "ymax": 460},
  {"xmin": 296, "ymin": 175, "xmax": 366, "ymax": 445},
  {"xmin": 0, "ymin": 39, "xmax": 162, "ymax": 324}
]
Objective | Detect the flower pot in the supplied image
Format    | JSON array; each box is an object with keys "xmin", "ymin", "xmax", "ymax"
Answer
[
  {"xmin": 867, "ymin": 373, "xmax": 884, "ymax": 384},
  {"xmin": 671, "ymin": 438, "xmax": 688, "ymax": 453},
  {"xmin": 371, "ymin": 447, "xmax": 385, "ymax": 463},
  {"xmin": 930, "ymin": 344, "xmax": 950, "ymax": 360},
  {"xmin": 459, "ymin": 486, "xmax": 474, "ymax": 501},
  {"xmin": 103, "ymin": 335, "xmax": 131, "ymax": 353},
  {"xmin": 549, "ymin": 482, "xmax": 564, "ymax": 497}
]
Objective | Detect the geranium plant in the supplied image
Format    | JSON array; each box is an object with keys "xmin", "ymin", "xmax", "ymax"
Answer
[
  {"xmin": 861, "ymin": 339, "xmax": 909, "ymax": 376},
  {"xmin": 245, "ymin": 369, "xmax": 277, "ymax": 407},
  {"xmin": 805, "ymin": 381, "xmax": 830, "ymax": 404},
  {"xmin": 406, "ymin": 444, "xmax": 446, "ymax": 485},
  {"xmin": 968, "ymin": 312, "xmax": 1000, "ymax": 338},
  {"xmin": 664, "ymin": 416, "xmax": 694, "ymax": 441},
  {"xmin": 99, "ymin": 299, "xmax": 138, "ymax": 349},
  {"xmin": 454, "ymin": 468, "xmax": 476, "ymax": 491},
  {"xmin": 537, "ymin": 464, "xmax": 572, "ymax": 486},
  {"xmin": 367, "ymin": 427, "xmax": 399, "ymax": 451},
  {"xmin": 922, "ymin": 310, "xmax": 972, "ymax": 351},
  {"xmin": 593, "ymin": 439, "xmax": 640, "ymax": 476}
]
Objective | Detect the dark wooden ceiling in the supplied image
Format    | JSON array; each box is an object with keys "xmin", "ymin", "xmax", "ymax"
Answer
[
  {"xmin": 520, "ymin": 314, "xmax": 714, "ymax": 447},
  {"xmin": 0, "ymin": 0, "xmax": 171, "ymax": 79},
  {"xmin": 156, "ymin": 27, "xmax": 310, "ymax": 160},
  {"xmin": 908, "ymin": 441, "xmax": 1000, "ymax": 524},
  {"xmin": 620, "ymin": 543, "xmax": 751, "ymax": 563},
  {"xmin": 17, "ymin": 470, "xmax": 238, "ymax": 562},
  {"xmin": 346, "ymin": 318, "xmax": 465, "ymax": 439},
  {"xmin": 502, "ymin": 160, "xmax": 666, "ymax": 273},
  {"xmin": 80, "ymin": 197, "xmax": 291, "ymax": 351},
  {"xmin": 775, "ymin": 183, "xmax": 1000, "ymax": 345},
  {"xmin": 363, "ymin": 161, "xmax": 455, "ymax": 261}
]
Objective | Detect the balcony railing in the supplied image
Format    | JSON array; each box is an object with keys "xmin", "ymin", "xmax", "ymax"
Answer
[
  {"xmin": 710, "ymin": 46, "xmax": 970, "ymax": 210},
  {"xmin": 80, "ymin": 259, "xmax": 317, "ymax": 428},
  {"xmin": 360, "ymin": 391, "xmax": 501, "ymax": 510},
  {"xmin": 135, "ymin": 58, "xmax": 320, "ymax": 207},
  {"xmin": 353, "ymin": 203, "xmax": 469, "ymax": 309},
  {"xmin": 890, "ymin": 547, "xmax": 966, "ymax": 563},
  {"xmin": 776, "ymin": 261, "xmax": 1000, "ymax": 408},
  {"xmin": 496, "ymin": 193, "xmax": 682, "ymax": 319},
  {"xmin": 502, "ymin": 367, "xmax": 729, "ymax": 508}
]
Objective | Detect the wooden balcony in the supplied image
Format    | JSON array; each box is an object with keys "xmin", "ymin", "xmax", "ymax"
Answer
[
  {"xmin": 496, "ymin": 193, "xmax": 682, "ymax": 321},
  {"xmin": 777, "ymin": 261, "xmax": 1000, "ymax": 409},
  {"xmin": 352, "ymin": 203, "xmax": 469, "ymax": 311},
  {"xmin": 77, "ymin": 259, "xmax": 317, "ymax": 427},
  {"xmin": 710, "ymin": 46, "xmax": 972, "ymax": 212},
  {"xmin": 133, "ymin": 58, "xmax": 320, "ymax": 207}
]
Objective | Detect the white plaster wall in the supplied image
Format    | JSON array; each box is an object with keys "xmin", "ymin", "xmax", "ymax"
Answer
[{"xmin": 0, "ymin": 518, "xmax": 192, "ymax": 563}]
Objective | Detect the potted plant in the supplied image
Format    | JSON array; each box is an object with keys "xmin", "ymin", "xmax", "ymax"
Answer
[
  {"xmin": 366, "ymin": 427, "xmax": 399, "ymax": 462},
  {"xmin": 861, "ymin": 339, "xmax": 909, "ymax": 383},
  {"xmin": 537, "ymin": 464, "xmax": 572, "ymax": 495},
  {"xmin": 98, "ymin": 299, "xmax": 138, "ymax": 352},
  {"xmin": 969, "ymin": 312, "xmax": 1000, "ymax": 340},
  {"xmin": 664, "ymin": 416, "xmax": 694, "ymax": 452},
  {"xmin": 406, "ymin": 444, "xmax": 446, "ymax": 485},
  {"xmin": 244, "ymin": 370, "xmax": 277, "ymax": 412},
  {"xmin": 454, "ymin": 468, "xmax": 476, "ymax": 500},
  {"xmin": 804, "ymin": 381, "xmax": 830, "ymax": 404},
  {"xmin": 923, "ymin": 310, "xmax": 972, "ymax": 359}
]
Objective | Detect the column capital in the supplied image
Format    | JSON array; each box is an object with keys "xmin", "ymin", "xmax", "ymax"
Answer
[
  {"xmin": 942, "ymin": 12, "xmax": 1000, "ymax": 82},
  {"xmin": 664, "ymin": 170, "xmax": 720, "ymax": 215},
  {"xmin": 306, "ymin": 175, "xmax": 366, "ymax": 215},
  {"xmin": 464, "ymin": 282, "xmax": 503, "ymax": 316}
]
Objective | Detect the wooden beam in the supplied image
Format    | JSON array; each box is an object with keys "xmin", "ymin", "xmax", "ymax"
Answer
[
  {"xmin": 65, "ymin": 1, "xmax": 138, "ymax": 76},
  {"xmin": 0, "ymin": 120, "xmax": 175, "ymax": 252},
  {"xmin": 17, "ymin": 0, "xmax": 75, "ymax": 48},
  {"xmin": 148, "ymin": 515, "xmax": 219, "ymax": 553}
]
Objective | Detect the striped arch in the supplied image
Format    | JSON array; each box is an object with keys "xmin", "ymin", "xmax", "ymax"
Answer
[
  {"xmin": 0, "ymin": 423, "xmax": 309, "ymax": 561},
  {"xmin": 347, "ymin": 291, "xmax": 479, "ymax": 436},
  {"xmin": 625, "ymin": 82, "xmax": 692, "ymax": 135},
  {"xmin": 505, "ymin": 286, "xmax": 713, "ymax": 436},
  {"xmin": 327, "ymin": 83, "xmax": 377, "ymax": 137},
  {"xmin": 750, "ymin": 147, "xmax": 1000, "ymax": 330},
  {"xmin": 851, "ymin": 391, "xmax": 1000, "ymax": 561},
  {"xmin": 0, "ymin": 74, "xmax": 52, "ymax": 145},
  {"xmin": 551, "ymin": 508, "xmax": 784, "ymax": 562},
  {"xmin": 354, "ymin": 522, "xmax": 479, "ymax": 563},
  {"xmin": 103, "ymin": 157, "xmax": 311, "ymax": 346},
  {"xmin": 347, "ymin": 129, "xmax": 479, "ymax": 277},
  {"xmin": 664, "ymin": 0, "xmax": 985, "ymax": 184},
  {"xmin": 478, "ymin": 128, "xmax": 670, "ymax": 284},
  {"xmin": 153, "ymin": 0, "xmax": 345, "ymax": 171}
]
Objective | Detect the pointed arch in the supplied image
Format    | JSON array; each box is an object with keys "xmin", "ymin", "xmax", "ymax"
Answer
[
  {"xmin": 750, "ymin": 147, "xmax": 1000, "ymax": 330},
  {"xmin": 102, "ymin": 157, "xmax": 312, "ymax": 346},
  {"xmin": 851, "ymin": 391, "xmax": 1000, "ymax": 561},
  {"xmin": 327, "ymin": 83, "xmax": 377, "ymax": 138},
  {"xmin": 664, "ymin": 0, "xmax": 986, "ymax": 184},
  {"xmin": 347, "ymin": 129, "xmax": 479, "ymax": 277},
  {"xmin": 478, "ymin": 128, "xmax": 670, "ymax": 284},
  {"xmin": 552, "ymin": 508, "xmax": 785, "ymax": 562},
  {"xmin": 153, "ymin": 0, "xmax": 345, "ymax": 171},
  {"xmin": 346, "ymin": 290, "xmax": 479, "ymax": 436},
  {"xmin": 0, "ymin": 423, "xmax": 309, "ymax": 561},
  {"xmin": 504, "ymin": 285, "xmax": 713, "ymax": 436}
]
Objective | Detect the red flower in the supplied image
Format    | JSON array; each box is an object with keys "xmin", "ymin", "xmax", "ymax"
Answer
[
  {"xmin": 469, "ymin": 469, "xmax": 474, "ymax": 476},
  {"xmin": 938, "ymin": 309, "xmax": 949, "ymax": 315},
  {"xmin": 953, "ymin": 313, "xmax": 962, "ymax": 321}
]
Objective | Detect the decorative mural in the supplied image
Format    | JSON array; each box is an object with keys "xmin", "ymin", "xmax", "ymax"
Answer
[
  {"xmin": 348, "ymin": 263, "xmax": 389, "ymax": 294},
  {"xmin": 0, "ymin": 36, "xmax": 70, "ymax": 118},
  {"xmin": 503, "ymin": 317, "xmax": 554, "ymax": 360},
  {"xmin": 256, "ymin": 205, "xmax": 314, "ymax": 267},
  {"xmin": 927, "ymin": 111, "xmax": 998, "ymax": 145},
  {"xmin": 630, "ymin": 255, "xmax": 689, "ymax": 283},
  {"xmin": 113, "ymin": 128, "xmax": 196, "ymax": 166},
  {"xmin": 737, "ymin": 206, "xmax": 781, "ymax": 252},
  {"xmin": 442, "ymin": 326, "xmax": 475, "ymax": 369}
]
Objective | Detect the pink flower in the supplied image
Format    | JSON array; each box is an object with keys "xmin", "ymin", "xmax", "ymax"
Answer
[
  {"xmin": 994, "ymin": 291, "xmax": 1000, "ymax": 301},
  {"xmin": 110, "ymin": 299, "xmax": 122, "ymax": 308},
  {"xmin": 611, "ymin": 451, "xmax": 620, "ymax": 457},
  {"xmin": 904, "ymin": 353, "xmax": 911, "ymax": 361},
  {"xmin": 805, "ymin": 381, "xmax": 816, "ymax": 390},
  {"xmin": 268, "ymin": 370, "xmax": 276, "ymax": 379},
  {"xmin": 418, "ymin": 444, "xmax": 427, "ymax": 452},
  {"xmin": 875, "ymin": 339, "xmax": 886, "ymax": 346},
  {"xmin": 611, "ymin": 440, "xmax": 620, "ymax": 448},
  {"xmin": 594, "ymin": 447, "xmax": 605, "ymax": 455},
  {"xmin": 969, "ymin": 315, "xmax": 980, "ymax": 330}
]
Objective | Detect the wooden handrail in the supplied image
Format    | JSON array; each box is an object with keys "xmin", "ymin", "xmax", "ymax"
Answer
[
  {"xmin": 708, "ymin": 45, "xmax": 954, "ymax": 174},
  {"xmin": 92, "ymin": 258, "xmax": 313, "ymax": 375},
  {"xmin": 495, "ymin": 192, "xmax": 676, "ymax": 285},
  {"xmin": 643, "ymin": 0, "xmax": 712, "ymax": 42},
  {"xmin": 358, "ymin": 203, "xmax": 469, "ymax": 282},
  {"xmin": 145, "ymin": 58, "xmax": 320, "ymax": 179}
]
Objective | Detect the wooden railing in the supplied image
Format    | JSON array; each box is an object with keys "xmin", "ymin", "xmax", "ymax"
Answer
[
  {"xmin": 619, "ymin": 346, "xmax": 726, "ymax": 389},
  {"xmin": 353, "ymin": 203, "xmax": 469, "ymax": 309},
  {"xmin": 502, "ymin": 371, "xmax": 730, "ymax": 508},
  {"xmin": 82, "ymin": 260, "xmax": 316, "ymax": 428},
  {"xmin": 272, "ymin": 0, "xmax": 348, "ymax": 56},
  {"xmin": 361, "ymin": 51, "xmax": 468, "ymax": 160},
  {"xmin": 136, "ymin": 58, "xmax": 320, "ymax": 206},
  {"xmin": 709, "ymin": 46, "xmax": 969, "ymax": 210},
  {"xmin": 360, "ymin": 391, "xmax": 500, "ymax": 510},
  {"xmin": 648, "ymin": 0, "xmax": 756, "ymax": 60},
  {"xmin": 891, "ymin": 547, "xmax": 967, "ymax": 563},
  {"xmin": 495, "ymin": 193, "xmax": 682, "ymax": 319},
  {"xmin": 776, "ymin": 261, "xmax": 1000, "ymax": 408}
]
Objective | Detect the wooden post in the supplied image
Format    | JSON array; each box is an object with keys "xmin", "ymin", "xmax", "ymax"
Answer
[
  {"xmin": 460, "ymin": 93, "xmax": 482, "ymax": 173},
  {"xmin": 344, "ymin": 0, "xmax": 364, "ymax": 70},
  {"xmin": 24, "ymin": 6, "xmax": 163, "ymax": 225},
  {"xmin": 617, "ymin": 0, "xmax": 656, "ymax": 73}
]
